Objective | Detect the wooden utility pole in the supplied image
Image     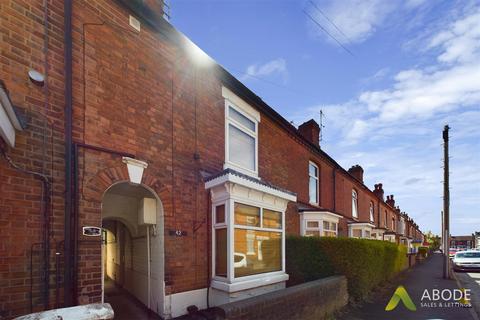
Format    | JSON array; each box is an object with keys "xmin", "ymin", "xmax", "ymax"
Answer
[{"xmin": 443, "ymin": 125, "xmax": 450, "ymax": 279}]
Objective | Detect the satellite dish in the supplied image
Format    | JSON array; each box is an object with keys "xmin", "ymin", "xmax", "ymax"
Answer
[{"xmin": 28, "ymin": 69, "xmax": 45, "ymax": 86}]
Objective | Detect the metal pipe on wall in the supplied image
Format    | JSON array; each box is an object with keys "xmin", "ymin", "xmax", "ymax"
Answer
[
  {"xmin": 63, "ymin": 0, "xmax": 74, "ymax": 307},
  {"xmin": 147, "ymin": 225, "xmax": 151, "ymax": 310}
]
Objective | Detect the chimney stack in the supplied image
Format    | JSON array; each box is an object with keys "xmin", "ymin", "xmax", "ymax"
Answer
[
  {"xmin": 298, "ymin": 119, "xmax": 320, "ymax": 147},
  {"xmin": 386, "ymin": 194, "xmax": 395, "ymax": 207},
  {"xmin": 348, "ymin": 165, "xmax": 364, "ymax": 183},
  {"xmin": 373, "ymin": 183, "xmax": 384, "ymax": 200}
]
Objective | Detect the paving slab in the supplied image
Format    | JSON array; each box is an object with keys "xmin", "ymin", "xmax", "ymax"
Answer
[{"xmin": 454, "ymin": 270, "xmax": 480, "ymax": 319}]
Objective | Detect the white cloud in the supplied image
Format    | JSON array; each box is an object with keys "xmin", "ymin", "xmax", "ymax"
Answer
[
  {"xmin": 309, "ymin": 0, "xmax": 396, "ymax": 44},
  {"xmin": 428, "ymin": 9, "xmax": 480, "ymax": 63},
  {"xmin": 293, "ymin": 7, "xmax": 480, "ymax": 234},
  {"xmin": 405, "ymin": 0, "xmax": 427, "ymax": 9},
  {"xmin": 345, "ymin": 8, "xmax": 480, "ymax": 131},
  {"xmin": 240, "ymin": 58, "xmax": 288, "ymax": 82}
]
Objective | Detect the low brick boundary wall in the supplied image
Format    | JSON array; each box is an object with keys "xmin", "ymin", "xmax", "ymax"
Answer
[{"xmin": 216, "ymin": 276, "xmax": 348, "ymax": 320}]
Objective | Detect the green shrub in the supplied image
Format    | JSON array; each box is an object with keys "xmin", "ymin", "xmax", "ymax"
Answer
[{"xmin": 286, "ymin": 236, "xmax": 408, "ymax": 301}]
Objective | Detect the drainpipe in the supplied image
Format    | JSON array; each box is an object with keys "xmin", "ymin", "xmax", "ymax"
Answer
[
  {"xmin": 147, "ymin": 225, "xmax": 151, "ymax": 311},
  {"xmin": 332, "ymin": 168, "xmax": 336, "ymax": 212},
  {"xmin": 63, "ymin": 0, "xmax": 74, "ymax": 307}
]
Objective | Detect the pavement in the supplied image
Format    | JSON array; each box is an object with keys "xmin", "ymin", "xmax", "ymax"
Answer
[
  {"xmin": 336, "ymin": 253, "xmax": 478, "ymax": 320},
  {"xmin": 104, "ymin": 279, "xmax": 162, "ymax": 320},
  {"xmin": 454, "ymin": 269, "xmax": 480, "ymax": 319}
]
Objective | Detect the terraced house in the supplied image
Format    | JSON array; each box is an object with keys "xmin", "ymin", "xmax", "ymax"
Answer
[{"xmin": 0, "ymin": 0, "xmax": 423, "ymax": 318}]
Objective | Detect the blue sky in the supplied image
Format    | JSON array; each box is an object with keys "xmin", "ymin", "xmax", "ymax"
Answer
[{"xmin": 170, "ymin": 0, "xmax": 480, "ymax": 236}]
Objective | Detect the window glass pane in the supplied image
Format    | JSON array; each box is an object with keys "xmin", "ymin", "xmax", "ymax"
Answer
[
  {"xmin": 229, "ymin": 124, "xmax": 255, "ymax": 171},
  {"xmin": 263, "ymin": 209, "xmax": 282, "ymax": 229},
  {"xmin": 365, "ymin": 230, "xmax": 371, "ymax": 238},
  {"xmin": 306, "ymin": 221, "xmax": 319, "ymax": 228},
  {"xmin": 323, "ymin": 221, "xmax": 329, "ymax": 230},
  {"xmin": 229, "ymin": 106, "xmax": 255, "ymax": 132},
  {"xmin": 352, "ymin": 229, "xmax": 362, "ymax": 238},
  {"xmin": 306, "ymin": 230, "xmax": 320, "ymax": 237},
  {"xmin": 216, "ymin": 204, "xmax": 225, "ymax": 224},
  {"xmin": 234, "ymin": 229, "xmax": 281, "ymax": 277},
  {"xmin": 323, "ymin": 231, "xmax": 336, "ymax": 237},
  {"xmin": 309, "ymin": 163, "xmax": 318, "ymax": 177},
  {"xmin": 352, "ymin": 191, "xmax": 358, "ymax": 218},
  {"xmin": 234, "ymin": 203, "xmax": 260, "ymax": 227},
  {"xmin": 215, "ymin": 228, "xmax": 227, "ymax": 277},
  {"xmin": 331, "ymin": 222, "xmax": 337, "ymax": 230},
  {"xmin": 309, "ymin": 177, "xmax": 318, "ymax": 203}
]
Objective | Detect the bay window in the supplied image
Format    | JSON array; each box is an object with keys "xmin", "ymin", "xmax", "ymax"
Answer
[
  {"xmin": 348, "ymin": 222, "xmax": 376, "ymax": 239},
  {"xmin": 352, "ymin": 190, "xmax": 358, "ymax": 218},
  {"xmin": 300, "ymin": 211, "xmax": 341, "ymax": 238},
  {"xmin": 309, "ymin": 162, "xmax": 319, "ymax": 204},
  {"xmin": 206, "ymin": 168, "xmax": 295, "ymax": 296}
]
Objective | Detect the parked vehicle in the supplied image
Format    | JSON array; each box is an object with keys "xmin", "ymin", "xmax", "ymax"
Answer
[
  {"xmin": 452, "ymin": 251, "xmax": 480, "ymax": 272},
  {"xmin": 449, "ymin": 248, "xmax": 458, "ymax": 258}
]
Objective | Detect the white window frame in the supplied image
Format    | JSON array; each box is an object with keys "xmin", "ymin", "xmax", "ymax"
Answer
[
  {"xmin": 352, "ymin": 189, "xmax": 358, "ymax": 218},
  {"xmin": 213, "ymin": 203, "xmax": 228, "ymax": 279},
  {"xmin": 0, "ymin": 86, "xmax": 23, "ymax": 147},
  {"xmin": 308, "ymin": 162, "xmax": 319, "ymax": 205},
  {"xmin": 212, "ymin": 199, "xmax": 286, "ymax": 286},
  {"xmin": 304, "ymin": 220, "xmax": 321, "ymax": 237},
  {"xmin": 222, "ymin": 87, "xmax": 260, "ymax": 177},
  {"xmin": 369, "ymin": 202, "xmax": 374, "ymax": 223},
  {"xmin": 348, "ymin": 222, "xmax": 375, "ymax": 239}
]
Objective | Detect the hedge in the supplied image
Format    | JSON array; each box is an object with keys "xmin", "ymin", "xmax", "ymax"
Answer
[{"xmin": 286, "ymin": 236, "xmax": 408, "ymax": 300}]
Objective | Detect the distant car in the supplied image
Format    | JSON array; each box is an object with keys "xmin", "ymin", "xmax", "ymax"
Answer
[
  {"xmin": 452, "ymin": 250, "xmax": 480, "ymax": 272},
  {"xmin": 449, "ymin": 248, "xmax": 458, "ymax": 258}
]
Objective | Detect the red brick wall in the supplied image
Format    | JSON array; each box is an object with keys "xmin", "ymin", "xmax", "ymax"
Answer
[
  {"xmin": 0, "ymin": 0, "xmax": 417, "ymax": 317},
  {"xmin": 0, "ymin": 0, "xmax": 66, "ymax": 317}
]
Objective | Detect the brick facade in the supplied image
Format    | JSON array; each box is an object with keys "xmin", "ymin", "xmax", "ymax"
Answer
[{"xmin": 0, "ymin": 0, "xmax": 423, "ymax": 318}]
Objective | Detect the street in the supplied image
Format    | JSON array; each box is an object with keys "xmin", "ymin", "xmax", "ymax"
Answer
[{"xmin": 337, "ymin": 253, "xmax": 477, "ymax": 320}]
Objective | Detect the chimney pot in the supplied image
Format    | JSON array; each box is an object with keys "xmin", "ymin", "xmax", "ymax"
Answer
[
  {"xmin": 348, "ymin": 165, "xmax": 364, "ymax": 183},
  {"xmin": 298, "ymin": 119, "xmax": 320, "ymax": 147},
  {"xmin": 386, "ymin": 194, "xmax": 396, "ymax": 207},
  {"xmin": 373, "ymin": 182, "xmax": 384, "ymax": 200}
]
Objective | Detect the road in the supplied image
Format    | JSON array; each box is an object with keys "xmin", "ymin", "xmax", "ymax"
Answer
[{"xmin": 337, "ymin": 253, "xmax": 477, "ymax": 320}]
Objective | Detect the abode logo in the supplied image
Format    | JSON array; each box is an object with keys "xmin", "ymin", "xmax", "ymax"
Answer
[
  {"xmin": 385, "ymin": 285, "xmax": 417, "ymax": 311},
  {"xmin": 420, "ymin": 288, "xmax": 471, "ymax": 308},
  {"xmin": 385, "ymin": 285, "xmax": 472, "ymax": 311}
]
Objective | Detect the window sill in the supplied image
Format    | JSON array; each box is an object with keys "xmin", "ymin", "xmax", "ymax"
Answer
[
  {"xmin": 211, "ymin": 272, "xmax": 289, "ymax": 293},
  {"xmin": 223, "ymin": 162, "xmax": 259, "ymax": 179}
]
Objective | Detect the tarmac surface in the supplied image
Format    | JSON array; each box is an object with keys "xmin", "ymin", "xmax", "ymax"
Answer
[{"xmin": 337, "ymin": 252, "xmax": 477, "ymax": 320}]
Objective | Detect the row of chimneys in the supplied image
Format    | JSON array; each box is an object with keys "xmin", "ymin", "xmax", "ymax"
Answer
[{"xmin": 298, "ymin": 120, "xmax": 417, "ymax": 228}]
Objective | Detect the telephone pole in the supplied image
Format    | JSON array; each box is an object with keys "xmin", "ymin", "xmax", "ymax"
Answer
[{"xmin": 443, "ymin": 125, "xmax": 450, "ymax": 279}]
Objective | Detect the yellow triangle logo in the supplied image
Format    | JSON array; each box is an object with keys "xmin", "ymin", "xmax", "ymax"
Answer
[{"xmin": 385, "ymin": 285, "xmax": 417, "ymax": 311}]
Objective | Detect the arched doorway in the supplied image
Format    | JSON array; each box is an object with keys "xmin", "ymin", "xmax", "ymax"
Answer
[{"xmin": 101, "ymin": 181, "xmax": 164, "ymax": 318}]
